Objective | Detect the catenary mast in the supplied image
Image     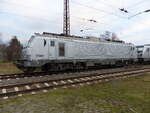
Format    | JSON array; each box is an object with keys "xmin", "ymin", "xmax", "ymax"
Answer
[{"xmin": 63, "ymin": 0, "xmax": 70, "ymax": 35}]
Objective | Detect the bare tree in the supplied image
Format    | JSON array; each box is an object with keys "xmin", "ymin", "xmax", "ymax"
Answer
[
  {"xmin": 0, "ymin": 33, "xmax": 3, "ymax": 44},
  {"xmin": 0, "ymin": 33, "xmax": 7, "ymax": 62},
  {"xmin": 6, "ymin": 36, "xmax": 22, "ymax": 61}
]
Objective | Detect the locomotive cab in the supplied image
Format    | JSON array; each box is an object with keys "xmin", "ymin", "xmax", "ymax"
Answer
[
  {"xmin": 136, "ymin": 46, "xmax": 144, "ymax": 63},
  {"xmin": 136, "ymin": 45, "xmax": 150, "ymax": 63},
  {"xmin": 15, "ymin": 36, "xmax": 35, "ymax": 72},
  {"xmin": 15, "ymin": 34, "xmax": 58, "ymax": 72}
]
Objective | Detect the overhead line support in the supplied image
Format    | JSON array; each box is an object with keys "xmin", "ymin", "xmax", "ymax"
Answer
[{"xmin": 63, "ymin": 0, "xmax": 70, "ymax": 36}]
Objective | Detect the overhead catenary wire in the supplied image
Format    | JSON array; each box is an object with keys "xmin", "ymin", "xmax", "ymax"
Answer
[
  {"xmin": 0, "ymin": 11, "xmax": 62, "ymax": 26},
  {"xmin": 0, "ymin": 0, "xmax": 63, "ymax": 23},
  {"xmin": 71, "ymin": 16, "xmax": 124, "ymax": 35},
  {"xmin": 128, "ymin": 9, "xmax": 150, "ymax": 19},
  {"xmin": 71, "ymin": 1, "xmax": 150, "ymax": 33},
  {"xmin": 127, "ymin": 0, "xmax": 150, "ymax": 9},
  {"xmin": 0, "ymin": 0, "xmax": 123, "ymax": 30},
  {"xmin": 0, "ymin": 10, "xmax": 115, "ymax": 34},
  {"xmin": 0, "ymin": 4, "xmax": 115, "ymax": 31},
  {"xmin": 72, "ymin": 16, "xmax": 112, "ymax": 27},
  {"xmin": 0, "ymin": 0, "xmax": 52, "ymax": 14},
  {"xmin": 73, "ymin": 14, "xmax": 150, "ymax": 38},
  {"xmin": 0, "ymin": 0, "xmax": 149, "ymax": 40},
  {"xmin": 0, "ymin": 0, "xmax": 139, "ymax": 27},
  {"xmin": 92, "ymin": 0, "xmax": 129, "ymax": 14},
  {"xmin": 71, "ymin": 0, "xmax": 128, "ymax": 19},
  {"xmin": 94, "ymin": 0, "xmax": 120, "ymax": 9}
]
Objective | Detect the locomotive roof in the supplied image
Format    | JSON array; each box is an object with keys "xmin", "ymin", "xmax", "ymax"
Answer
[
  {"xmin": 144, "ymin": 44, "xmax": 150, "ymax": 46},
  {"xmin": 136, "ymin": 44, "xmax": 150, "ymax": 47},
  {"xmin": 33, "ymin": 32, "xmax": 132, "ymax": 45},
  {"xmin": 35, "ymin": 32, "xmax": 93, "ymax": 40}
]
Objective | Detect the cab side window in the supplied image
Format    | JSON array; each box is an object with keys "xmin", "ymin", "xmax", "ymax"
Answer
[{"xmin": 51, "ymin": 41, "xmax": 55, "ymax": 47}]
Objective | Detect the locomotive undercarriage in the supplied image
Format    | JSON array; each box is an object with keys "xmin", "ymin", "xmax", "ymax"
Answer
[
  {"xmin": 15, "ymin": 59, "xmax": 136, "ymax": 73},
  {"xmin": 41, "ymin": 62, "xmax": 86, "ymax": 72}
]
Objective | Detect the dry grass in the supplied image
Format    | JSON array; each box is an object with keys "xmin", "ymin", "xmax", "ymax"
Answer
[{"xmin": 0, "ymin": 62, "xmax": 22, "ymax": 74}]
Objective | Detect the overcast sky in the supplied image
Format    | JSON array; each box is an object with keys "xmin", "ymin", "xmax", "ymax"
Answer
[{"xmin": 0, "ymin": 0, "xmax": 150, "ymax": 45}]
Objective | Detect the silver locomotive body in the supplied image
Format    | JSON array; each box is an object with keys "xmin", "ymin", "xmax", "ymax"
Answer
[
  {"xmin": 137, "ymin": 44, "xmax": 150, "ymax": 63},
  {"xmin": 16, "ymin": 33, "xmax": 138, "ymax": 72}
]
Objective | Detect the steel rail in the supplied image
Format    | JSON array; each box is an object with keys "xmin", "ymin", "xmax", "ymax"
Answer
[
  {"xmin": 0, "ymin": 66, "xmax": 149, "ymax": 80},
  {"xmin": 0, "ymin": 68, "xmax": 149, "ymax": 89},
  {"xmin": 0, "ymin": 68, "xmax": 149, "ymax": 99}
]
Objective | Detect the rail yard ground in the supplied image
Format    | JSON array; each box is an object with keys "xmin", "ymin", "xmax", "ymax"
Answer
[
  {"xmin": 0, "ymin": 62, "xmax": 22, "ymax": 74},
  {"xmin": 0, "ymin": 73, "xmax": 150, "ymax": 113}
]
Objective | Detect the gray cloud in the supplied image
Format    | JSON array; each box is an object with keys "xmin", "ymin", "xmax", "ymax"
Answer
[{"xmin": 0, "ymin": 0, "xmax": 150, "ymax": 45}]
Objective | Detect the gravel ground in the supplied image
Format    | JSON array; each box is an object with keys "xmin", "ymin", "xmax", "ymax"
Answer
[
  {"xmin": 0, "ymin": 67, "xmax": 141, "ymax": 87},
  {"xmin": 0, "ymin": 74, "xmax": 149, "ymax": 113}
]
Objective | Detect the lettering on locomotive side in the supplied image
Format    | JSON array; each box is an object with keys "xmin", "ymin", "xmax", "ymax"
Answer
[{"xmin": 36, "ymin": 54, "xmax": 44, "ymax": 57}]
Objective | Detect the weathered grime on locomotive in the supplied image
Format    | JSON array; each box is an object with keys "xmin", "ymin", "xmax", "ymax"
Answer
[
  {"xmin": 15, "ymin": 32, "xmax": 138, "ymax": 72},
  {"xmin": 137, "ymin": 44, "xmax": 150, "ymax": 63}
]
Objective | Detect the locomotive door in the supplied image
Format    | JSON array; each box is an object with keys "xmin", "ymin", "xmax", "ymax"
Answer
[
  {"xmin": 57, "ymin": 42, "xmax": 66, "ymax": 59},
  {"xmin": 58, "ymin": 43, "xmax": 65, "ymax": 57},
  {"xmin": 48, "ymin": 40, "xmax": 56, "ymax": 59}
]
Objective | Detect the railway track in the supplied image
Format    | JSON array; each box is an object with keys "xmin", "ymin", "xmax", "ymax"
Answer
[
  {"xmin": 0, "ymin": 67, "xmax": 150, "ymax": 99},
  {"xmin": 0, "ymin": 65, "xmax": 149, "ymax": 80},
  {"xmin": 0, "ymin": 70, "xmax": 73, "ymax": 80}
]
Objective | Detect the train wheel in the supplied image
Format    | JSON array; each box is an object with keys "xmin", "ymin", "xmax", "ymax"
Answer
[
  {"xmin": 41, "ymin": 64, "xmax": 51, "ymax": 72},
  {"xmin": 21, "ymin": 67, "xmax": 35, "ymax": 73}
]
